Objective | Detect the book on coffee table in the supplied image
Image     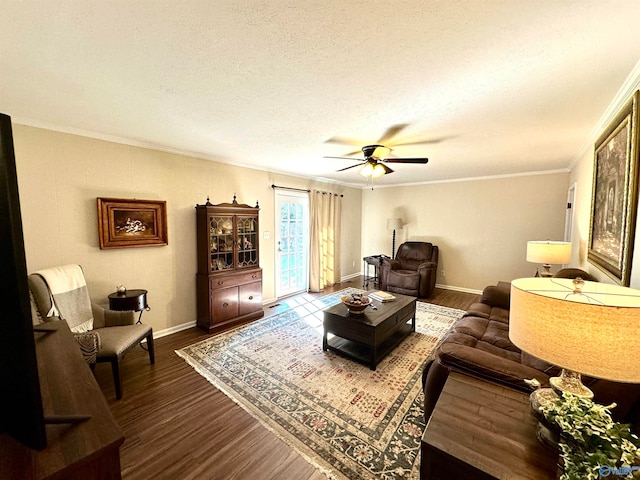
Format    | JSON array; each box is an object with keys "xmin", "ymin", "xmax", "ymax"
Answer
[{"xmin": 369, "ymin": 291, "xmax": 396, "ymax": 302}]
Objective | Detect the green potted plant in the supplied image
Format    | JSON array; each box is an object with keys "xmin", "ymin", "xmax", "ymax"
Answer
[{"xmin": 540, "ymin": 392, "xmax": 640, "ymax": 479}]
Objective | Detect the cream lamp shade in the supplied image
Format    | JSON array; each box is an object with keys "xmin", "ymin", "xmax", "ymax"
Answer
[
  {"xmin": 386, "ymin": 218, "xmax": 403, "ymax": 230},
  {"xmin": 526, "ymin": 241, "xmax": 571, "ymax": 264},
  {"xmin": 526, "ymin": 241, "xmax": 571, "ymax": 277},
  {"xmin": 510, "ymin": 277, "xmax": 640, "ymax": 385}
]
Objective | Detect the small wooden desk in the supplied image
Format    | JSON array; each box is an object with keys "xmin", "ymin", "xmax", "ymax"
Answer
[{"xmin": 421, "ymin": 373, "xmax": 558, "ymax": 480}]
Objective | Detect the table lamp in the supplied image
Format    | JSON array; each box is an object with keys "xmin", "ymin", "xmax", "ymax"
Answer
[
  {"xmin": 386, "ymin": 218, "xmax": 403, "ymax": 259},
  {"xmin": 510, "ymin": 277, "xmax": 640, "ymax": 405},
  {"xmin": 526, "ymin": 241, "xmax": 571, "ymax": 277}
]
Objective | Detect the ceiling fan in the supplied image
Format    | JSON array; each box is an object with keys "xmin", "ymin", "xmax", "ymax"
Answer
[
  {"xmin": 324, "ymin": 123, "xmax": 439, "ymax": 177},
  {"xmin": 326, "ymin": 144, "xmax": 428, "ymax": 177}
]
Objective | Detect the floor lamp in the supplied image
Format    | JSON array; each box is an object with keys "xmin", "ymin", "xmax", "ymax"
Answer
[{"xmin": 386, "ymin": 218, "xmax": 403, "ymax": 259}]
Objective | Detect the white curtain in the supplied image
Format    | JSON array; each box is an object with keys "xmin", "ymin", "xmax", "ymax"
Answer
[{"xmin": 309, "ymin": 190, "xmax": 342, "ymax": 292}]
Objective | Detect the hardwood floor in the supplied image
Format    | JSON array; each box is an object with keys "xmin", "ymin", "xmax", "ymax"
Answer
[{"xmin": 93, "ymin": 277, "xmax": 479, "ymax": 480}]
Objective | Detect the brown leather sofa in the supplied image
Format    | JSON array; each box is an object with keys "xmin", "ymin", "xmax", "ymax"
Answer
[
  {"xmin": 422, "ymin": 279, "xmax": 640, "ymax": 430},
  {"xmin": 380, "ymin": 242, "xmax": 438, "ymax": 298}
]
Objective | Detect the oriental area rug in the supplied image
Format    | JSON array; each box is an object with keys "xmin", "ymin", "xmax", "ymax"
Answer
[{"xmin": 176, "ymin": 289, "xmax": 464, "ymax": 480}]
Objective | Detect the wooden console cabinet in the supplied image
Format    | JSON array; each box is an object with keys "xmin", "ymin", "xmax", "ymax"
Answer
[
  {"xmin": 0, "ymin": 321, "xmax": 124, "ymax": 479},
  {"xmin": 421, "ymin": 373, "xmax": 558, "ymax": 479},
  {"xmin": 196, "ymin": 196, "xmax": 264, "ymax": 333}
]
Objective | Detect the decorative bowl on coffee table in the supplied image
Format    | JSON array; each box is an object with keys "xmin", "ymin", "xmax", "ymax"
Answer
[{"xmin": 341, "ymin": 294, "xmax": 371, "ymax": 315}]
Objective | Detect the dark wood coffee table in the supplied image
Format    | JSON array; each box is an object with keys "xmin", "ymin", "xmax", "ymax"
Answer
[
  {"xmin": 421, "ymin": 372, "xmax": 559, "ymax": 480},
  {"xmin": 322, "ymin": 293, "xmax": 416, "ymax": 370}
]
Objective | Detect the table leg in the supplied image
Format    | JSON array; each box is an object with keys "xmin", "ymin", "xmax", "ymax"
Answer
[
  {"xmin": 363, "ymin": 259, "xmax": 368, "ymax": 287},
  {"xmin": 370, "ymin": 345, "xmax": 377, "ymax": 370},
  {"xmin": 138, "ymin": 308, "xmax": 150, "ymax": 350}
]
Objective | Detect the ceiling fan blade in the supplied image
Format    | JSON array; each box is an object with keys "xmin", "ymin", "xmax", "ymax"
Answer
[
  {"xmin": 342, "ymin": 148, "xmax": 365, "ymax": 157},
  {"xmin": 378, "ymin": 123, "xmax": 409, "ymax": 144},
  {"xmin": 324, "ymin": 136, "xmax": 364, "ymax": 147},
  {"xmin": 390, "ymin": 136, "xmax": 449, "ymax": 147},
  {"xmin": 336, "ymin": 163, "xmax": 363, "ymax": 172},
  {"xmin": 384, "ymin": 157, "xmax": 429, "ymax": 164},
  {"xmin": 380, "ymin": 163, "xmax": 394, "ymax": 174},
  {"xmin": 323, "ymin": 156, "xmax": 362, "ymax": 161}
]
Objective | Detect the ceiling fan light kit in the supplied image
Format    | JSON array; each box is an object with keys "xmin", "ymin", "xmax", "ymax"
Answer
[{"xmin": 360, "ymin": 161, "xmax": 386, "ymax": 178}]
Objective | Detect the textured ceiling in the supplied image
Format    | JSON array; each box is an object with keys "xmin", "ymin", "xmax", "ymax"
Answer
[{"xmin": 2, "ymin": 1, "xmax": 640, "ymax": 187}]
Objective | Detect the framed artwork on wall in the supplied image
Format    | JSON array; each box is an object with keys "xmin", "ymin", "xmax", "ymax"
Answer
[
  {"xmin": 588, "ymin": 91, "xmax": 640, "ymax": 285},
  {"xmin": 97, "ymin": 198, "xmax": 168, "ymax": 249}
]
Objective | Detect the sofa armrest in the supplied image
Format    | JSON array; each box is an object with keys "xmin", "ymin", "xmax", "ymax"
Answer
[
  {"xmin": 380, "ymin": 258, "xmax": 401, "ymax": 291},
  {"xmin": 437, "ymin": 343, "xmax": 549, "ymax": 392},
  {"xmin": 480, "ymin": 284, "xmax": 510, "ymax": 310},
  {"xmin": 91, "ymin": 302, "xmax": 136, "ymax": 329},
  {"xmin": 417, "ymin": 261, "xmax": 437, "ymax": 272}
]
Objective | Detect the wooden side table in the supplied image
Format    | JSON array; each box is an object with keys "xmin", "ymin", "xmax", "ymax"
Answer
[
  {"xmin": 421, "ymin": 372, "xmax": 559, "ymax": 480},
  {"xmin": 362, "ymin": 255, "xmax": 388, "ymax": 287},
  {"xmin": 108, "ymin": 289, "xmax": 149, "ymax": 323}
]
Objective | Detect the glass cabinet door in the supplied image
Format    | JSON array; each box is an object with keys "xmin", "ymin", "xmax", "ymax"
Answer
[
  {"xmin": 237, "ymin": 215, "xmax": 258, "ymax": 268},
  {"xmin": 209, "ymin": 215, "xmax": 234, "ymax": 272}
]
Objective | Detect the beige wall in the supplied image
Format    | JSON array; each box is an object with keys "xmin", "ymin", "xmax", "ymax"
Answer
[
  {"xmin": 360, "ymin": 173, "xmax": 570, "ymax": 292},
  {"xmin": 13, "ymin": 125, "xmax": 362, "ymax": 335},
  {"xmin": 569, "ymin": 148, "xmax": 597, "ymax": 276}
]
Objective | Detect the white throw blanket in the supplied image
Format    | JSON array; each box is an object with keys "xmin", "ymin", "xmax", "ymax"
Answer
[{"xmin": 32, "ymin": 264, "xmax": 94, "ymax": 333}]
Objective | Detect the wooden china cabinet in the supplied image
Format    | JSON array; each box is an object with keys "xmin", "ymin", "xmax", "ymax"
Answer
[{"xmin": 196, "ymin": 195, "xmax": 264, "ymax": 333}]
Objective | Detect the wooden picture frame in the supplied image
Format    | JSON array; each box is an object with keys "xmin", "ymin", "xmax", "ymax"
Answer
[
  {"xmin": 97, "ymin": 198, "xmax": 168, "ymax": 249},
  {"xmin": 588, "ymin": 91, "xmax": 640, "ymax": 285}
]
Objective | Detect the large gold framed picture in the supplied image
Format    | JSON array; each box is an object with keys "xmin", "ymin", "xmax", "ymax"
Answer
[
  {"xmin": 97, "ymin": 198, "xmax": 168, "ymax": 249},
  {"xmin": 588, "ymin": 91, "xmax": 640, "ymax": 285}
]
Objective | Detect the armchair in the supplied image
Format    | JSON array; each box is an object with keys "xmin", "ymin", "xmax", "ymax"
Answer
[
  {"xmin": 553, "ymin": 267, "xmax": 598, "ymax": 282},
  {"xmin": 28, "ymin": 264, "xmax": 154, "ymax": 399},
  {"xmin": 380, "ymin": 241, "xmax": 439, "ymax": 298}
]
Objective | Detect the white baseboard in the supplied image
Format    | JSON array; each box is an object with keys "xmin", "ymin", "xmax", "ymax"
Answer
[
  {"xmin": 341, "ymin": 272, "xmax": 361, "ymax": 282},
  {"xmin": 153, "ymin": 320, "xmax": 197, "ymax": 339},
  {"xmin": 435, "ymin": 283, "xmax": 483, "ymax": 295},
  {"xmin": 338, "ymin": 275, "xmax": 483, "ymax": 295}
]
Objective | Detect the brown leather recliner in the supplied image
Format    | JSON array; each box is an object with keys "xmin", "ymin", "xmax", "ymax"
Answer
[{"xmin": 380, "ymin": 241, "xmax": 438, "ymax": 298}]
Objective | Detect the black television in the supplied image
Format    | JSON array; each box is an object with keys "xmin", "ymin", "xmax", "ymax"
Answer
[{"xmin": 0, "ymin": 112, "xmax": 47, "ymax": 450}]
